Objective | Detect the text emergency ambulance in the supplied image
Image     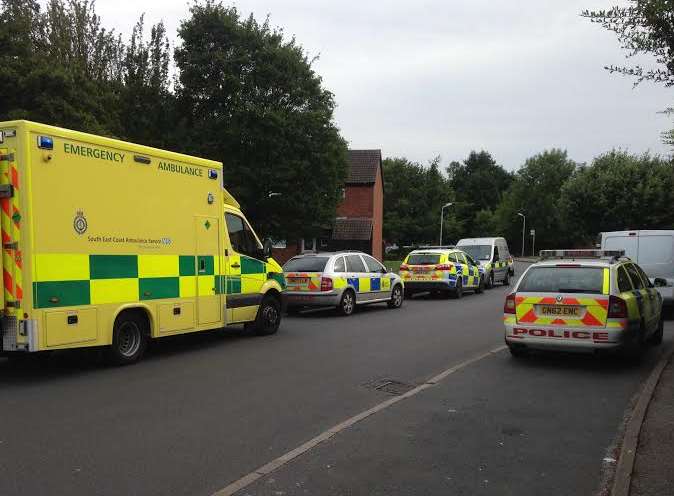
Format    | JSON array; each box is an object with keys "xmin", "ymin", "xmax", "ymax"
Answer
[
  {"xmin": 504, "ymin": 250, "xmax": 663, "ymax": 358},
  {"xmin": 0, "ymin": 121, "xmax": 286, "ymax": 364}
]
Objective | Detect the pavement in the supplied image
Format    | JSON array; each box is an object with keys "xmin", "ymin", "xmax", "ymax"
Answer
[
  {"xmin": 630, "ymin": 349, "xmax": 674, "ymax": 496},
  {"xmin": 0, "ymin": 261, "xmax": 671, "ymax": 496}
]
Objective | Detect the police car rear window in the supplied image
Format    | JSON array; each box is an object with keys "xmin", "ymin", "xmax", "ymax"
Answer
[
  {"xmin": 407, "ymin": 253, "xmax": 441, "ymax": 265},
  {"xmin": 283, "ymin": 257, "xmax": 329, "ymax": 272},
  {"xmin": 518, "ymin": 267, "xmax": 604, "ymax": 294}
]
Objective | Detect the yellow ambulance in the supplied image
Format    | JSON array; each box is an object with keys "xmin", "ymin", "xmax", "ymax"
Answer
[{"xmin": 0, "ymin": 121, "xmax": 285, "ymax": 364}]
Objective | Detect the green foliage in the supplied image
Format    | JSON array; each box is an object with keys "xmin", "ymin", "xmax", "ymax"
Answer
[
  {"xmin": 447, "ymin": 151, "xmax": 513, "ymax": 239},
  {"xmin": 383, "ymin": 156, "xmax": 454, "ymax": 246},
  {"xmin": 495, "ymin": 149, "xmax": 576, "ymax": 254},
  {"xmin": 559, "ymin": 151, "xmax": 674, "ymax": 245},
  {"xmin": 582, "ymin": 1, "xmax": 674, "ymax": 86},
  {"xmin": 174, "ymin": 1, "xmax": 348, "ymax": 239}
]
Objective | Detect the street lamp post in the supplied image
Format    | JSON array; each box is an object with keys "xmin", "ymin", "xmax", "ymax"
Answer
[
  {"xmin": 439, "ymin": 202, "xmax": 454, "ymax": 246},
  {"xmin": 517, "ymin": 212, "xmax": 526, "ymax": 257}
]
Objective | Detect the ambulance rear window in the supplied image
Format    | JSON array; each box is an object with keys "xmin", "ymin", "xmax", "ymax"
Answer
[
  {"xmin": 518, "ymin": 266, "xmax": 604, "ymax": 294},
  {"xmin": 283, "ymin": 257, "xmax": 329, "ymax": 272},
  {"xmin": 407, "ymin": 253, "xmax": 441, "ymax": 265}
]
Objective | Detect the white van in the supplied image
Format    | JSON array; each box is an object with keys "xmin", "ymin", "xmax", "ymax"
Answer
[
  {"xmin": 456, "ymin": 237, "xmax": 514, "ymax": 288},
  {"xmin": 601, "ymin": 230, "xmax": 674, "ymax": 305}
]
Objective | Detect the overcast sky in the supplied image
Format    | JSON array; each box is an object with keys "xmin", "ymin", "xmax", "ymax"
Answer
[{"xmin": 93, "ymin": 0, "xmax": 672, "ymax": 170}]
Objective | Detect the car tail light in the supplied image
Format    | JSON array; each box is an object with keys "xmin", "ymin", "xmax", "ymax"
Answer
[
  {"xmin": 608, "ymin": 295, "xmax": 627, "ymax": 318},
  {"xmin": 435, "ymin": 263, "xmax": 454, "ymax": 271},
  {"xmin": 321, "ymin": 277, "xmax": 333, "ymax": 292},
  {"xmin": 399, "ymin": 264, "xmax": 409, "ymax": 271},
  {"xmin": 504, "ymin": 293, "xmax": 516, "ymax": 314}
]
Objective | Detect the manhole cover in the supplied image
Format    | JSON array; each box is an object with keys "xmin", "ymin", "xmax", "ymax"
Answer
[{"xmin": 362, "ymin": 378, "xmax": 416, "ymax": 396}]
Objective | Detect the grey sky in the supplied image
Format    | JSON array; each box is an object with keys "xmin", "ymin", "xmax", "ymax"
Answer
[{"xmin": 94, "ymin": 0, "xmax": 672, "ymax": 169}]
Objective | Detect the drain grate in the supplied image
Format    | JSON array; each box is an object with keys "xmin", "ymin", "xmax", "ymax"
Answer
[{"xmin": 362, "ymin": 378, "xmax": 416, "ymax": 396}]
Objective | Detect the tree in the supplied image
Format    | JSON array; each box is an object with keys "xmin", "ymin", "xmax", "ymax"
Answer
[
  {"xmin": 174, "ymin": 1, "xmax": 348, "ymax": 240},
  {"xmin": 495, "ymin": 149, "xmax": 576, "ymax": 254},
  {"xmin": 446, "ymin": 151, "xmax": 513, "ymax": 239},
  {"xmin": 559, "ymin": 151, "xmax": 674, "ymax": 246}
]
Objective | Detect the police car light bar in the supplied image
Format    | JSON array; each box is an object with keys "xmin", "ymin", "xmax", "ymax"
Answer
[{"xmin": 539, "ymin": 249, "xmax": 626, "ymax": 260}]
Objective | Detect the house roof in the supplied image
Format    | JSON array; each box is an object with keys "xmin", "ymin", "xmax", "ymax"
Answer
[
  {"xmin": 332, "ymin": 217, "xmax": 373, "ymax": 241},
  {"xmin": 347, "ymin": 149, "xmax": 382, "ymax": 184}
]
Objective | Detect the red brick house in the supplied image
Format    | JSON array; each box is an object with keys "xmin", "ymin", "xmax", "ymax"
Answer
[{"xmin": 273, "ymin": 149, "xmax": 384, "ymax": 263}]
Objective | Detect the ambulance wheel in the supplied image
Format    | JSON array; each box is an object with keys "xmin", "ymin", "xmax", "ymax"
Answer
[
  {"xmin": 487, "ymin": 272, "xmax": 494, "ymax": 289},
  {"xmin": 648, "ymin": 318, "xmax": 664, "ymax": 346},
  {"xmin": 475, "ymin": 277, "xmax": 485, "ymax": 294},
  {"xmin": 338, "ymin": 289, "xmax": 356, "ymax": 316},
  {"xmin": 452, "ymin": 279, "xmax": 463, "ymax": 299},
  {"xmin": 503, "ymin": 271, "xmax": 510, "ymax": 286},
  {"xmin": 107, "ymin": 310, "xmax": 149, "ymax": 365},
  {"xmin": 249, "ymin": 295, "xmax": 282, "ymax": 336},
  {"xmin": 388, "ymin": 284, "xmax": 404, "ymax": 309}
]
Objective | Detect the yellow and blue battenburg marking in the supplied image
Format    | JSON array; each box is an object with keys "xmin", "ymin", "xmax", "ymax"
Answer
[{"xmin": 33, "ymin": 253, "xmax": 273, "ymax": 308}]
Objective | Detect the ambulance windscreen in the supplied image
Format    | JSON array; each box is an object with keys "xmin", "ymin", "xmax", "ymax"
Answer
[
  {"xmin": 407, "ymin": 253, "xmax": 442, "ymax": 265},
  {"xmin": 518, "ymin": 267, "xmax": 604, "ymax": 294},
  {"xmin": 283, "ymin": 256, "xmax": 330, "ymax": 272},
  {"xmin": 459, "ymin": 245, "xmax": 492, "ymax": 261}
]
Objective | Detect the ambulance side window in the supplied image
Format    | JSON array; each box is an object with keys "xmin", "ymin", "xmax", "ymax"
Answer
[
  {"xmin": 617, "ymin": 266, "xmax": 633, "ymax": 293},
  {"xmin": 225, "ymin": 213, "xmax": 259, "ymax": 258}
]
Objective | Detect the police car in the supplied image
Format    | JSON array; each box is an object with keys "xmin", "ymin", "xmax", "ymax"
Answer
[
  {"xmin": 400, "ymin": 247, "xmax": 484, "ymax": 298},
  {"xmin": 283, "ymin": 251, "xmax": 404, "ymax": 316},
  {"xmin": 504, "ymin": 250, "xmax": 664, "ymax": 358}
]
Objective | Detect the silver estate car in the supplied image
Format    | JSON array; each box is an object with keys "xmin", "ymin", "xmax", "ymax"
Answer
[{"xmin": 283, "ymin": 251, "xmax": 405, "ymax": 316}]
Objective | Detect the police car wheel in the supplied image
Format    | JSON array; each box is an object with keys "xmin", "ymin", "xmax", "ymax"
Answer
[
  {"xmin": 502, "ymin": 271, "xmax": 510, "ymax": 286},
  {"xmin": 648, "ymin": 318, "xmax": 664, "ymax": 346},
  {"xmin": 388, "ymin": 285, "xmax": 404, "ymax": 309},
  {"xmin": 249, "ymin": 295, "xmax": 282, "ymax": 336},
  {"xmin": 452, "ymin": 280, "xmax": 463, "ymax": 299},
  {"xmin": 107, "ymin": 311, "xmax": 149, "ymax": 365},
  {"xmin": 508, "ymin": 344, "xmax": 528, "ymax": 358},
  {"xmin": 338, "ymin": 290, "xmax": 356, "ymax": 316}
]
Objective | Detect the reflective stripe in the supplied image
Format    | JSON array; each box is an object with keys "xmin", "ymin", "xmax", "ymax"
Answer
[{"xmin": 602, "ymin": 268, "xmax": 610, "ymax": 295}]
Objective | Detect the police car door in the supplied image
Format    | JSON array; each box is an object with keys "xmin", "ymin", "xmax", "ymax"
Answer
[
  {"xmin": 464, "ymin": 253, "xmax": 481, "ymax": 288},
  {"xmin": 224, "ymin": 212, "xmax": 267, "ymax": 322},
  {"xmin": 362, "ymin": 254, "xmax": 391, "ymax": 300},
  {"xmin": 634, "ymin": 263, "xmax": 661, "ymax": 333},
  {"xmin": 624, "ymin": 263, "xmax": 655, "ymax": 333},
  {"xmin": 344, "ymin": 254, "xmax": 368, "ymax": 300}
]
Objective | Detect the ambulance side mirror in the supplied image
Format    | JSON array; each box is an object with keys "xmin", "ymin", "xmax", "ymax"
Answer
[{"xmin": 262, "ymin": 238, "xmax": 273, "ymax": 260}]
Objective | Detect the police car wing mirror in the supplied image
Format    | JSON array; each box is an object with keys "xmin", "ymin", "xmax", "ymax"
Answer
[
  {"xmin": 262, "ymin": 238, "xmax": 273, "ymax": 260},
  {"xmin": 654, "ymin": 277, "xmax": 667, "ymax": 287}
]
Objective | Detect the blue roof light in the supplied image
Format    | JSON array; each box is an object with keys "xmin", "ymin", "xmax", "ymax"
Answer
[{"xmin": 37, "ymin": 136, "xmax": 53, "ymax": 150}]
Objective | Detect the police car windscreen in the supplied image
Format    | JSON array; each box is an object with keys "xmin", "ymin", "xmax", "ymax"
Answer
[
  {"xmin": 283, "ymin": 257, "xmax": 330, "ymax": 272},
  {"xmin": 518, "ymin": 267, "xmax": 604, "ymax": 294},
  {"xmin": 407, "ymin": 253, "xmax": 441, "ymax": 265},
  {"xmin": 460, "ymin": 245, "xmax": 491, "ymax": 261}
]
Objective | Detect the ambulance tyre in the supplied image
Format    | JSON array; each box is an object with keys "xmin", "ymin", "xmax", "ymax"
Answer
[
  {"xmin": 388, "ymin": 284, "xmax": 404, "ymax": 309},
  {"xmin": 452, "ymin": 279, "xmax": 463, "ymax": 299},
  {"xmin": 648, "ymin": 317, "xmax": 664, "ymax": 346},
  {"xmin": 107, "ymin": 310, "xmax": 149, "ymax": 365},
  {"xmin": 502, "ymin": 271, "xmax": 510, "ymax": 286},
  {"xmin": 338, "ymin": 289, "xmax": 356, "ymax": 316},
  {"xmin": 248, "ymin": 294, "xmax": 282, "ymax": 336}
]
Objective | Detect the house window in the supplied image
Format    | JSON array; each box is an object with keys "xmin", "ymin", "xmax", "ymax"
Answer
[{"xmin": 301, "ymin": 238, "xmax": 316, "ymax": 253}]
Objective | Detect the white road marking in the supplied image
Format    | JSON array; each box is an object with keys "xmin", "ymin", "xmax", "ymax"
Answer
[{"xmin": 212, "ymin": 345, "xmax": 507, "ymax": 496}]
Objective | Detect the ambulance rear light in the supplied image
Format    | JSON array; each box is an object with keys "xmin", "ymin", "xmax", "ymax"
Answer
[
  {"xmin": 399, "ymin": 264, "xmax": 409, "ymax": 271},
  {"xmin": 608, "ymin": 295, "xmax": 627, "ymax": 319},
  {"xmin": 540, "ymin": 249, "xmax": 625, "ymax": 260},
  {"xmin": 435, "ymin": 263, "xmax": 453, "ymax": 271},
  {"xmin": 320, "ymin": 277, "xmax": 333, "ymax": 292},
  {"xmin": 504, "ymin": 293, "xmax": 516, "ymax": 314}
]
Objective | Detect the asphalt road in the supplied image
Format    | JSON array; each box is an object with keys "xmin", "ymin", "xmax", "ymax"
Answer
[{"xmin": 0, "ymin": 262, "xmax": 671, "ymax": 496}]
